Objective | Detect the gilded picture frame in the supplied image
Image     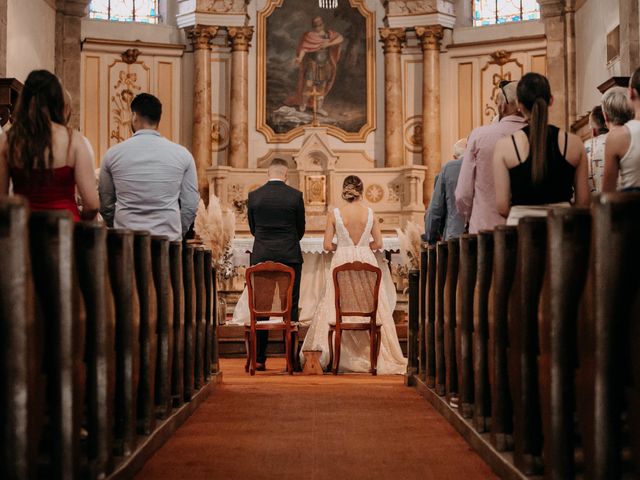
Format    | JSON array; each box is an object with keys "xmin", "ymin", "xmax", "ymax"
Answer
[{"xmin": 256, "ymin": 0, "xmax": 376, "ymax": 143}]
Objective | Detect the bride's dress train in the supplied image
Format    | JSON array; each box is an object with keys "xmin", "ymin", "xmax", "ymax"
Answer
[{"xmin": 301, "ymin": 208, "xmax": 407, "ymax": 374}]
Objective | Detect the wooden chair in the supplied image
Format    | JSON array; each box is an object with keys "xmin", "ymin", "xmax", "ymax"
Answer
[
  {"xmin": 328, "ymin": 261, "xmax": 383, "ymax": 375},
  {"xmin": 244, "ymin": 262, "xmax": 298, "ymax": 375}
]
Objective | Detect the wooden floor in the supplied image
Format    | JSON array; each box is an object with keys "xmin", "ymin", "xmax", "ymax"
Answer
[{"xmin": 135, "ymin": 358, "xmax": 497, "ymax": 480}]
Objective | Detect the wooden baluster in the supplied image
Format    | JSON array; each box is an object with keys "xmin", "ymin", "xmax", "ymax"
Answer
[
  {"xmin": 29, "ymin": 211, "xmax": 82, "ymax": 478},
  {"xmin": 419, "ymin": 244, "xmax": 428, "ymax": 380},
  {"xmin": 490, "ymin": 225, "xmax": 517, "ymax": 452},
  {"xmin": 210, "ymin": 265, "xmax": 220, "ymax": 373},
  {"xmin": 458, "ymin": 234, "xmax": 477, "ymax": 419},
  {"xmin": 203, "ymin": 250, "xmax": 213, "ymax": 381},
  {"xmin": 183, "ymin": 245, "xmax": 196, "ymax": 401},
  {"xmin": 539, "ymin": 209, "xmax": 591, "ymax": 479},
  {"xmin": 435, "ymin": 241, "xmax": 448, "ymax": 396},
  {"xmin": 134, "ymin": 231, "xmax": 158, "ymax": 435},
  {"xmin": 584, "ymin": 193, "xmax": 640, "ymax": 479},
  {"xmin": 426, "ymin": 245, "xmax": 437, "ymax": 388},
  {"xmin": 151, "ymin": 236, "xmax": 173, "ymax": 419},
  {"xmin": 445, "ymin": 238, "xmax": 459, "ymax": 405},
  {"xmin": 407, "ymin": 269, "xmax": 420, "ymax": 378},
  {"xmin": 473, "ymin": 231, "xmax": 493, "ymax": 433},
  {"xmin": 510, "ymin": 217, "xmax": 546, "ymax": 475},
  {"xmin": 193, "ymin": 247, "xmax": 205, "ymax": 390},
  {"xmin": 107, "ymin": 229, "xmax": 139, "ymax": 457},
  {"xmin": 170, "ymin": 241, "xmax": 184, "ymax": 407},
  {"xmin": 75, "ymin": 222, "xmax": 114, "ymax": 478},
  {"xmin": 0, "ymin": 199, "xmax": 34, "ymax": 480}
]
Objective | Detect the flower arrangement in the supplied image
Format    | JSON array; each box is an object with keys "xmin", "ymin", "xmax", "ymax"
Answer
[
  {"xmin": 194, "ymin": 194, "xmax": 237, "ymax": 279},
  {"xmin": 395, "ymin": 221, "xmax": 423, "ymax": 271}
]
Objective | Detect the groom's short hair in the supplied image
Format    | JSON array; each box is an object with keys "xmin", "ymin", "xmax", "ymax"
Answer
[{"xmin": 268, "ymin": 158, "xmax": 289, "ymax": 177}]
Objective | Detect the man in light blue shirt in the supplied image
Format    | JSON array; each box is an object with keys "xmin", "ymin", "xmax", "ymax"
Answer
[{"xmin": 99, "ymin": 93, "xmax": 199, "ymax": 241}]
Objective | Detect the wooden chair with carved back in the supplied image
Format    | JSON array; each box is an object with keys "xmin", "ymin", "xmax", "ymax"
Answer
[
  {"xmin": 329, "ymin": 261, "xmax": 382, "ymax": 375},
  {"xmin": 244, "ymin": 261, "xmax": 298, "ymax": 375}
]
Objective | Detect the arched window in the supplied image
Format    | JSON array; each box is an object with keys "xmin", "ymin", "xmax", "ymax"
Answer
[
  {"xmin": 473, "ymin": 0, "xmax": 540, "ymax": 27},
  {"xmin": 89, "ymin": 0, "xmax": 159, "ymax": 24}
]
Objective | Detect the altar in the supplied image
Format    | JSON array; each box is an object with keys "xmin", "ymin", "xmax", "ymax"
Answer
[{"xmin": 227, "ymin": 236, "xmax": 401, "ymax": 326}]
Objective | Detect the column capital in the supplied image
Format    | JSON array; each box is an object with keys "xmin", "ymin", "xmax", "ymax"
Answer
[
  {"xmin": 186, "ymin": 25, "xmax": 218, "ymax": 50},
  {"xmin": 415, "ymin": 25, "xmax": 444, "ymax": 51},
  {"xmin": 228, "ymin": 26, "xmax": 254, "ymax": 52},
  {"xmin": 538, "ymin": 0, "xmax": 566, "ymax": 18},
  {"xmin": 56, "ymin": 0, "xmax": 90, "ymax": 17},
  {"xmin": 379, "ymin": 27, "xmax": 406, "ymax": 54}
]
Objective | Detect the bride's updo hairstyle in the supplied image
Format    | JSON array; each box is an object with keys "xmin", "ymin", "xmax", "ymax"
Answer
[{"xmin": 342, "ymin": 175, "xmax": 363, "ymax": 202}]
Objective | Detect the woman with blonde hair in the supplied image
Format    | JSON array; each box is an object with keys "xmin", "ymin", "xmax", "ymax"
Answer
[{"xmin": 300, "ymin": 175, "xmax": 407, "ymax": 374}]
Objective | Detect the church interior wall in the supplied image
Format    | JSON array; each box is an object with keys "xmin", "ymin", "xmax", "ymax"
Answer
[
  {"xmin": 439, "ymin": 19, "xmax": 546, "ymax": 162},
  {"xmin": 6, "ymin": 0, "xmax": 56, "ymax": 81},
  {"xmin": 575, "ymin": 0, "xmax": 621, "ymax": 120}
]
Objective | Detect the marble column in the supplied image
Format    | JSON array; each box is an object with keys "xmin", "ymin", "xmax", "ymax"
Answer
[
  {"xmin": 227, "ymin": 26, "xmax": 254, "ymax": 169},
  {"xmin": 55, "ymin": 0, "xmax": 90, "ymax": 129},
  {"xmin": 416, "ymin": 25, "xmax": 444, "ymax": 206},
  {"xmin": 539, "ymin": 0, "xmax": 571, "ymax": 128},
  {"xmin": 0, "ymin": 0, "xmax": 7, "ymax": 77},
  {"xmin": 380, "ymin": 27, "xmax": 406, "ymax": 168},
  {"xmin": 620, "ymin": 0, "xmax": 640, "ymax": 75},
  {"xmin": 187, "ymin": 25, "xmax": 217, "ymax": 200}
]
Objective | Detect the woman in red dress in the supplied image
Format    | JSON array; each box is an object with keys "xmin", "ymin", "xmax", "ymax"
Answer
[{"xmin": 0, "ymin": 69, "xmax": 98, "ymax": 221}]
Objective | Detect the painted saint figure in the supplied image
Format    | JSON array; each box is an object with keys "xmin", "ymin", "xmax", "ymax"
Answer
[{"xmin": 286, "ymin": 16, "xmax": 344, "ymax": 117}]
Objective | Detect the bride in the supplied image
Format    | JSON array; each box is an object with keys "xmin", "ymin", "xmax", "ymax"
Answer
[{"xmin": 300, "ymin": 175, "xmax": 407, "ymax": 374}]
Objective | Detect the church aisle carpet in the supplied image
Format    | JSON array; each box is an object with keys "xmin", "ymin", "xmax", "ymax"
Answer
[{"xmin": 135, "ymin": 358, "xmax": 498, "ymax": 480}]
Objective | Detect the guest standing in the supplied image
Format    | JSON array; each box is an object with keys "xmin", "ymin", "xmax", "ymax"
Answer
[
  {"xmin": 99, "ymin": 93, "xmax": 199, "ymax": 240},
  {"xmin": 493, "ymin": 73, "xmax": 589, "ymax": 224},
  {"xmin": 602, "ymin": 72, "xmax": 640, "ymax": 192},
  {"xmin": 584, "ymin": 106, "xmax": 609, "ymax": 193},
  {"xmin": 455, "ymin": 80, "xmax": 527, "ymax": 233},
  {"xmin": 0, "ymin": 70, "xmax": 99, "ymax": 220},
  {"xmin": 424, "ymin": 139, "xmax": 466, "ymax": 244}
]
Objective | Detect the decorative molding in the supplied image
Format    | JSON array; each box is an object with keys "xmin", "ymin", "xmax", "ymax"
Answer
[
  {"xmin": 110, "ymin": 70, "xmax": 142, "ymax": 144},
  {"xmin": 480, "ymin": 50, "xmax": 523, "ymax": 125},
  {"xmin": 82, "ymin": 38, "xmax": 186, "ymax": 57},
  {"xmin": 446, "ymin": 34, "xmax": 546, "ymax": 50},
  {"xmin": 415, "ymin": 25, "xmax": 444, "ymax": 51},
  {"xmin": 227, "ymin": 26, "xmax": 254, "ymax": 52},
  {"xmin": 211, "ymin": 115, "xmax": 230, "ymax": 152},
  {"xmin": 597, "ymin": 76, "xmax": 630, "ymax": 94},
  {"xmin": 380, "ymin": 27, "xmax": 407, "ymax": 54},
  {"xmin": 255, "ymin": 0, "xmax": 377, "ymax": 144},
  {"xmin": 186, "ymin": 25, "xmax": 219, "ymax": 50},
  {"xmin": 120, "ymin": 48, "xmax": 141, "ymax": 65},
  {"xmin": 365, "ymin": 184, "xmax": 384, "ymax": 203},
  {"xmin": 404, "ymin": 116, "xmax": 423, "ymax": 153},
  {"xmin": 197, "ymin": 0, "xmax": 248, "ymax": 13}
]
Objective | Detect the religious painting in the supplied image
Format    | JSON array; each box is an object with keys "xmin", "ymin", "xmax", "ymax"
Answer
[{"xmin": 257, "ymin": 0, "xmax": 376, "ymax": 143}]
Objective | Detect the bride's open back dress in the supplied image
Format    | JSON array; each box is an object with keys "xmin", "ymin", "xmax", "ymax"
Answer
[{"xmin": 301, "ymin": 207, "xmax": 407, "ymax": 374}]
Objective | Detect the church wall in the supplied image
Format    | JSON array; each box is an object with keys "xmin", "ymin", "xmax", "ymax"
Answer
[
  {"xmin": 575, "ymin": 0, "xmax": 621, "ymax": 119},
  {"xmin": 6, "ymin": 0, "xmax": 56, "ymax": 81},
  {"xmin": 79, "ymin": 19, "xmax": 187, "ymax": 163},
  {"xmin": 438, "ymin": 20, "xmax": 546, "ymax": 162}
]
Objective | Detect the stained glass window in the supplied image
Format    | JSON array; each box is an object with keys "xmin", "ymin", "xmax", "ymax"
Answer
[
  {"xmin": 89, "ymin": 0, "xmax": 159, "ymax": 24},
  {"xmin": 473, "ymin": 0, "xmax": 540, "ymax": 26}
]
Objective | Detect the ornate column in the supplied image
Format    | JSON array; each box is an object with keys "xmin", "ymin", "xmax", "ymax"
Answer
[
  {"xmin": 227, "ymin": 26, "xmax": 254, "ymax": 169},
  {"xmin": 415, "ymin": 25, "xmax": 444, "ymax": 206},
  {"xmin": 55, "ymin": 0, "xmax": 90, "ymax": 129},
  {"xmin": 187, "ymin": 25, "xmax": 217, "ymax": 200},
  {"xmin": 539, "ymin": 0, "xmax": 573, "ymax": 128},
  {"xmin": 380, "ymin": 27, "xmax": 406, "ymax": 168}
]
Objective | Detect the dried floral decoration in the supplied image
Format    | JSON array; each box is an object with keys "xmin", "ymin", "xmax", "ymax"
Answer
[{"xmin": 396, "ymin": 221, "xmax": 423, "ymax": 271}]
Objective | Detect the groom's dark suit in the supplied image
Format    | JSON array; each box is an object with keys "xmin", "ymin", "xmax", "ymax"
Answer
[{"xmin": 247, "ymin": 179, "xmax": 305, "ymax": 364}]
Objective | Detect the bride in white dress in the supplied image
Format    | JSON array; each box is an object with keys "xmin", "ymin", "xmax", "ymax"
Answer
[{"xmin": 300, "ymin": 176, "xmax": 407, "ymax": 374}]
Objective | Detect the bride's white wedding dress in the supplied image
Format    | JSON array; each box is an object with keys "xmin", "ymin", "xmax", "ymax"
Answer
[{"xmin": 300, "ymin": 207, "xmax": 407, "ymax": 374}]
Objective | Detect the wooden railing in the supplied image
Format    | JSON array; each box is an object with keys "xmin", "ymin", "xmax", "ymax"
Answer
[
  {"xmin": 407, "ymin": 192, "xmax": 640, "ymax": 479},
  {"xmin": 0, "ymin": 198, "xmax": 221, "ymax": 480}
]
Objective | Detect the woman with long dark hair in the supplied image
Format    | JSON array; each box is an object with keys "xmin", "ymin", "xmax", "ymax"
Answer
[
  {"xmin": 493, "ymin": 72, "xmax": 589, "ymax": 224},
  {"xmin": 0, "ymin": 69, "xmax": 98, "ymax": 220}
]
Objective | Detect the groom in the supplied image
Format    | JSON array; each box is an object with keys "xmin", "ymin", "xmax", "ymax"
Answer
[{"xmin": 247, "ymin": 158, "xmax": 305, "ymax": 370}]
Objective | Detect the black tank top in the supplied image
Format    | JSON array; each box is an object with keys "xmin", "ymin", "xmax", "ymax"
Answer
[{"xmin": 508, "ymin": 125, "xmax": 576, "ymax": 206}]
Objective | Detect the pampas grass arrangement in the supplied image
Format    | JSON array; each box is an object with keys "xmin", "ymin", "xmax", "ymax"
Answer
[
  {"xmin": 396, "ymin": 221, "xmax": 423, "ymax": 271},
  {"xmin": 194, "ymin": 194, "xmax": 236, "ymax": 263}
]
